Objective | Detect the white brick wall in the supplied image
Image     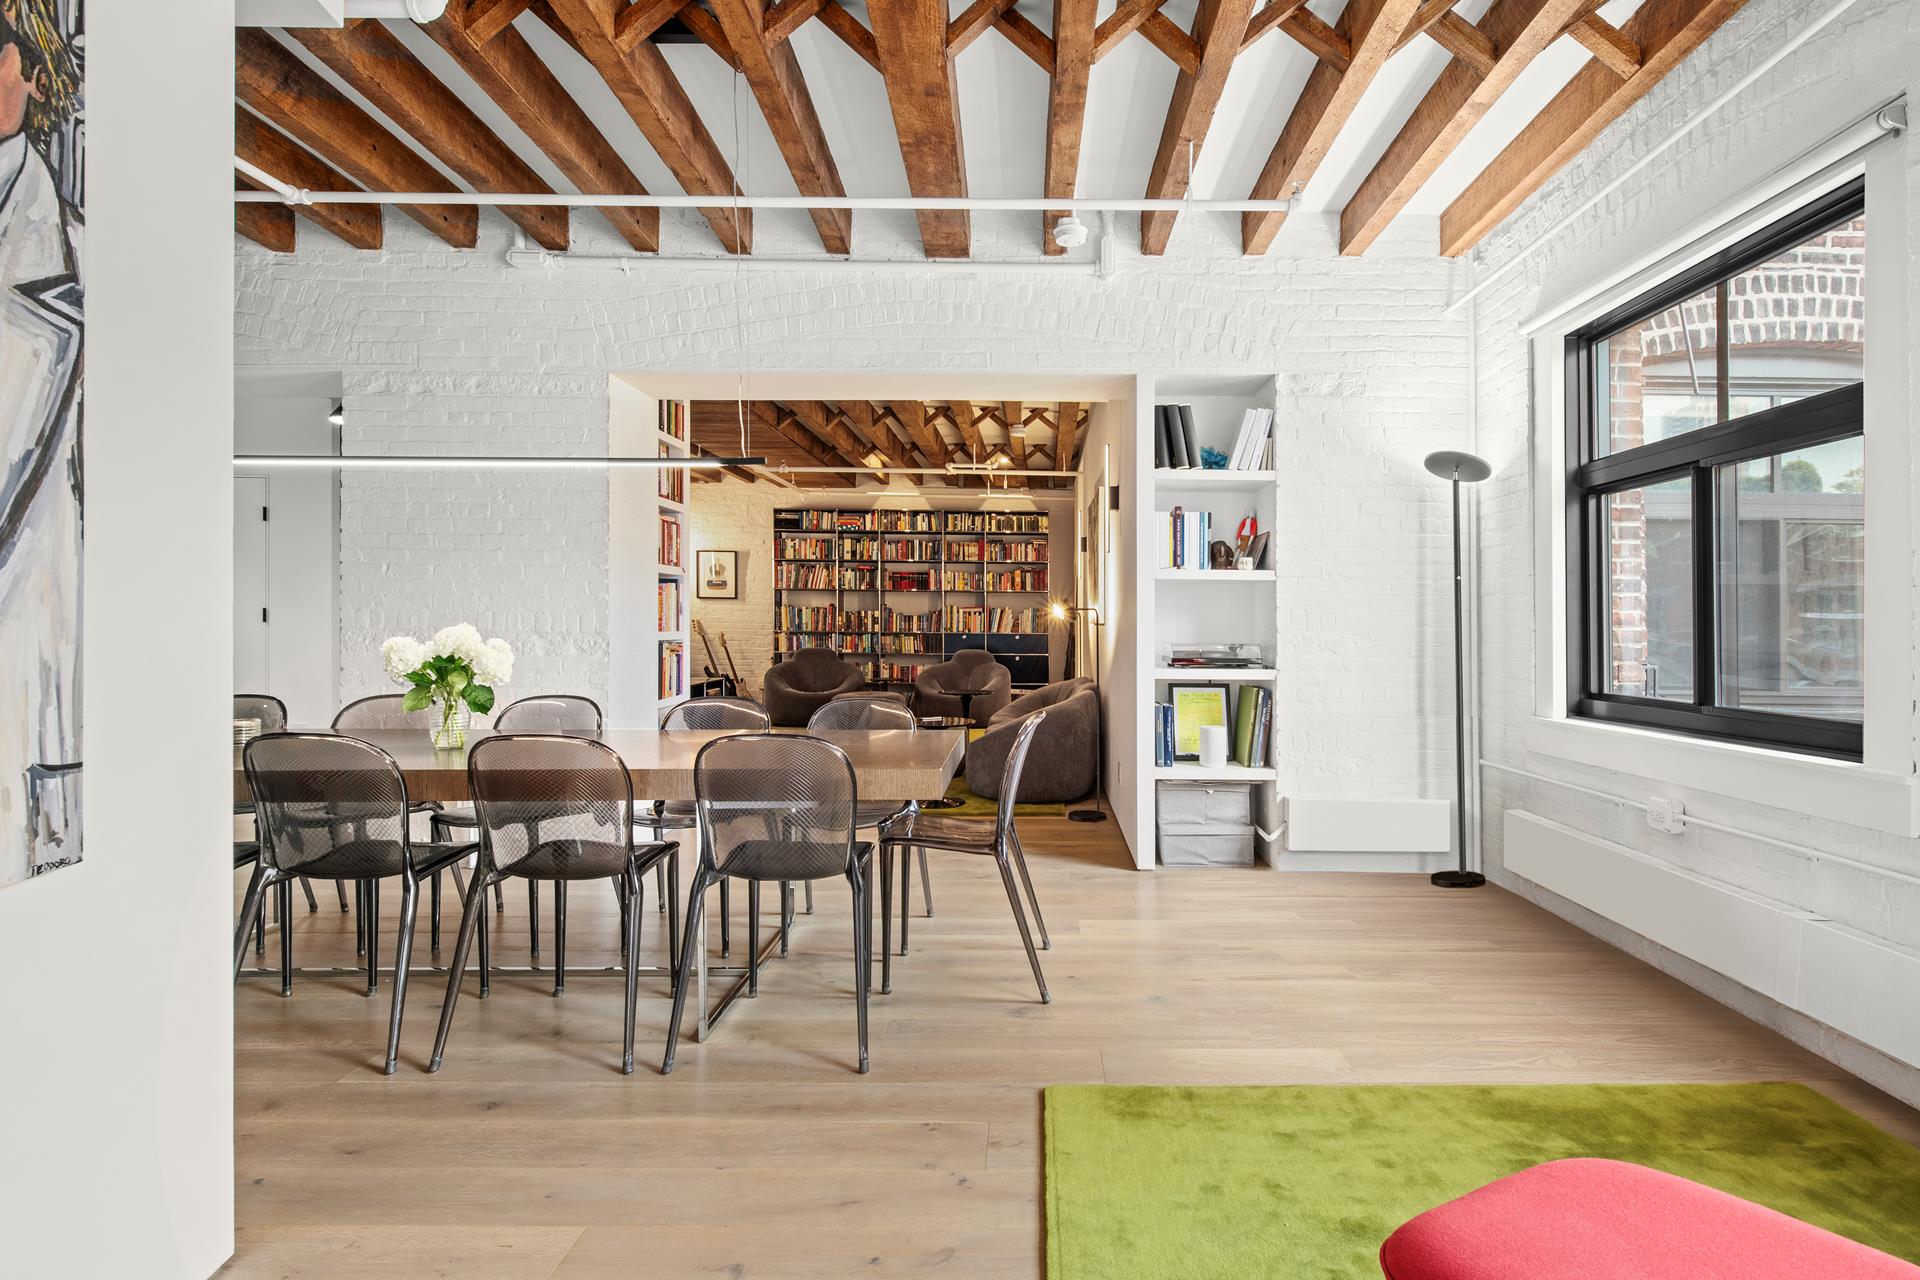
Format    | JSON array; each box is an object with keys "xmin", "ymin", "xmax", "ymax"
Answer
[
  {"xmin": 1471, "ymin": 0, "xmax": 1920, "ymax": 1100},
  {"xmin": 236, "ymin": 208, "xmax": 1471, "ymax": 806}
]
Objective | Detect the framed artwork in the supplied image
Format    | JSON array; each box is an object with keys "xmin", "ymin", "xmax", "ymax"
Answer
[
  {"xmin": 697, "ymin": 549, "xmax": 738, "ymax": 599},
  {"xmin": 1, "ymin": 1, "xmax": 85, "ymax": 888},
  {"xmin": 1169, "ymin": 684, "xmax": 1229, "ymax": 760}
]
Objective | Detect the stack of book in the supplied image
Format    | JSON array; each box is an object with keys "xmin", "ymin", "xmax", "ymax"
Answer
[
  {"xmin": 1226, "ymin": 408, "xmax": 1274, "ymax": 470},
  {"xmin": 658, "ymin": 640, "xmax": 685, "ymax": 699},
  {"xmin": 1154, "ymin": 404, "xmax": 1199, "ymax": 469},
  {"xmin": 659, "ymin": 513, "xmax": 682, "ymax": 568},
  {"xmin": 1153, "ymin": 701, "xmax": 1175, "ymax": 767},
  {"xmin": 657, "ymin": 579, "xmax": 681, "ymax": 632},
  {"xmin": 657, "ymin": 443, "xmax": 685, "ymax": 503},
  {"xmin": 1158, "ymin": 505, "xmax": 1213, "ymax": 569},
  {"xmin": 1230, "ymin": 684, "xmax": 1273, "ymax": 768}
]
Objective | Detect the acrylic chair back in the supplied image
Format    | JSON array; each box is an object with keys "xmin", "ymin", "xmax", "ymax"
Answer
[
  {"xmin": 808, "ymin": 697, "xmax": 916, "ymax": 731},
  {"xmin": 994, "ymin": 711, "xmax": 1049, "ymax": 848},
  {"xmin": 664, "ymin": 696, "xmax": 770, "ymax": 731},
  {"xmin": 466, "ymin": 734, "xmax": 633, "ymax": 881},
  {"xmin": 693, "ymin": 733, "xmax": 856, "ymax": 883},
  {"xmin": 244, "ymin": 733, "xmax": 414, "ymax": 878},
  {"xmin": 494, "ymin": 694, "xmax": 604, "ymax": 735}
]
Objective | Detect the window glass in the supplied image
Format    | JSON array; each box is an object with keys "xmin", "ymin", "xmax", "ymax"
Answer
[
  {"xmin": 1596, "ymin": 286, "xmax": 1719, "ymax": 457},
  {"xmin": 1717, "ymin": 438, "xmax": 1864, "ymax": 722},
  {"xmin": 1724, "ymin": 216, "xmax": 1865, "ymax": 418},
  {"xmin": 1602, "ymin": 476, "xmax": 1694, "ymax": 702}
]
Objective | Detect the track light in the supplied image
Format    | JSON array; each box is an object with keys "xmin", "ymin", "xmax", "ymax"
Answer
[
  {"xmin": 327, "ymin": 401, "xmax": 344, "ymax": 426},
  {"xmin": 1052, "ymin": 214, "xmax": 1089, "ymax": 249}
]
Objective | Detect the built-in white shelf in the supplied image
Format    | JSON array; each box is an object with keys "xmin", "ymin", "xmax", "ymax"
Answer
[
  {"xmin": 659, "ymin": 629, "xmax": 688, "ymax": 642},
  {"xmin": 1151, "ymin": 667, "xmax": 1277, "ymax": 681},
  {"xmin": 1154, "ymin": 568, "xmax": 1274, "ymax": 582},
  {"xmin": 1153, "ymin": 469, "xmax": 1275, "ymax": 488},
  {"xmin": 658, "ymin": 563, "xmax": 686, "ymax": 575},
  {"xmin": 1153, "ymin": 762, "xmax": 1280, "ymax": 782},
  {"xmin": 657, "ymin": 496, "xmax": 687, "ymax": 513}
]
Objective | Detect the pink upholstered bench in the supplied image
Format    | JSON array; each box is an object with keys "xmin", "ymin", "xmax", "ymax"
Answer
[{"xmin": 1380, "ymin": 1158, "xmax": 1920, "ymax": 1280}]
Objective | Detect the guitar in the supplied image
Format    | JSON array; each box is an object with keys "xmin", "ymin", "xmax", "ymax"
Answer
[{"xmin": 691, "ymin": 619, "xmax": 740, "ymax": 697}]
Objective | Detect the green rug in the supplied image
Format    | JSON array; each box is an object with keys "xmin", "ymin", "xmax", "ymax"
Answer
[{"xmin": 1045, "ymin": 1082, "xmax": 1920, "ymax": 1279}]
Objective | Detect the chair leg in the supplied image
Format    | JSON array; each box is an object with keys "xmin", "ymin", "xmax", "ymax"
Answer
[
  {"xmin": 385, "ymin": 876, "xmax": 421, "ymax": 1075},
  {"xmin": 879, "ymin": 846, "xmax": 892, "ymax": 996},
  {"xmin": 255, "ymin": 889, "xmax": 267, "ymax": 955},
  {"xmin": 661, "ymin": 869, "xmax": 710, "ymax": 1075},
  {"xmin": 335, "ymin": 879, "xmax": 351, "ymax": 913},
  {"xmin": 779, "ymin": 882, "xmax": 792, "ymax": 957},
  {"xmin": 451, "ymin": 861, "xmax": 467, "ymax": 901},
  {"xmin": 478, "ymin": 880, "xmax": 492, "ymax": 999},
  {"xmin": 622, "ymin": 864, "xmax": 644, "ymax": 1074},
  {"xmin": 1009, "ymin": 828, "xmax": 1050, "ymax": 950},
  {"xmin": 898, "ymin": 846, "xmax": 911, "ymax": 956},
  {"xmin": 430, "ymin": 870, "xmax": 443, "ymax": 952},
  {"xmin": 493, "ymin": 879, "xmax": 505, "ymax": 913},
  {"xmin": 665, "ymin": 849, "xmax": 681, "ymax": 986},
  {"xmin": 429, "ymin": 871, "xmax": 490, "ymax": 1072},
  {"xmin": 552, "ymin": 880, "xmax": 568, "ymax": 997},
  {"xmin": 919, "ymin": 848, "xmax": 934, "ymax": 917},
  {"xmin": 529, "ymin": 880, "xmax": 541, "ymax": 961},
  {"xmin": 355, "ymin": 880, "xmax": 367, "ymax": 957},
  {"xmin": 233, "ymin": 864, "xmax": 268, "ymax": 984},
  {"xmin": 655, "ymin": 858, "xmax": 666, "ymax": 913},
  {"xmin": 364, "ymin": 880, "xmax": 380, "ymax": 996},
  {"xmin": 300, "ymin": 876, "xmax": 319, "ymax": 912},
  {"xmin": 719, "ymin": 878, "xmax": 732, "ymax": 958},
  {"xmin": 995, "ymin": 854, "xmax": 1050, "ymax": 1004},
  {"xmin": 277, "ymin": 880, "xmax": 294, "ymax": 997},
  {"xmin": 616, "ymin": 876, "xmax": 630, "ymax": 958},
  {"xmin": 849, "ymin": 862, "xmax": 871, "ymax": 1075},
  {"xmin": 747, "ymin": 880, "xmax": 761, "ymax": 997},
  {"xmin": 804, "ymin": 881, "xmax": 815, "ymax": 915}
]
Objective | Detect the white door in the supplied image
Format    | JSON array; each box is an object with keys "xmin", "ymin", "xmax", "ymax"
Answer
[{"xmin": 234, "ymin": 477, "xmax": 270, "ymax": 694}]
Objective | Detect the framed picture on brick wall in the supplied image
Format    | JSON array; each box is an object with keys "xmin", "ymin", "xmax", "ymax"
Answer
[{"xmin": 697, "ymin": 549, "xmax": 738, "ymax": 599}]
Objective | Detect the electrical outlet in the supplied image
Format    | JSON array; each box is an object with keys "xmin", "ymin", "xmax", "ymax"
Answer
[{"xmin": 1646, "ymin": 797, "xmax": 1686, "ymax": 835}]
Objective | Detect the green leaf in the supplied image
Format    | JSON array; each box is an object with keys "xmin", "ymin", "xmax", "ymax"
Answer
[
  {"xmin": 447, "ymin": 668, "xmax": 469, "ymax": 694},
  {"xmin": 401, "ymin": 685, "xmax": 435, "ymax": 713},
  {"xmin": 404, "ymin": 670, "xmax": 433, "ymax": 687},
  {"xmin": 463, "ymin": 684, "xmax": 496, "ymax": 715}
]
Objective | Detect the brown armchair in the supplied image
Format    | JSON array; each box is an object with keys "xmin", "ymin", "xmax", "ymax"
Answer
[
  {"xmin": 763, "ymin": 648, "xmax": 865, "ymax": 726},
  {"xmin": 966, "ymin": 682, "xmax": 1099, "ymax": 802},
  {"xmin": 914, "ymin": 649, "xmax": 1012, "ymax": 725}
]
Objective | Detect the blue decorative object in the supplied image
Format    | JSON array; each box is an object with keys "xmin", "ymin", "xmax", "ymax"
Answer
[{"xmin": 1199, "ymin": 447, "xmax": 1229, "ymax": 470}]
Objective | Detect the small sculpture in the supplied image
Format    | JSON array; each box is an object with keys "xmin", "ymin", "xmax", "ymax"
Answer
[{"xmin": 1209, "ymin": 540, "xmax": 1235, "ymax": 570}]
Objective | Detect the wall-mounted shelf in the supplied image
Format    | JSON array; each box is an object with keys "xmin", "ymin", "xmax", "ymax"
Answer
[
  {"xmin": 1153, "ymin": 469, "xmax": 1276, "ymax": 488},
  {"xmin": 1154, "ymin": 568, "xmax": 1274, "ymax": 582},
  {"xmin": 1153, "ymin": 763, "xmax": 1279, "ymax": 782},
  {"xmin": 1151, "ymin": 667, "xmax": 1277, "ymax": 681}
]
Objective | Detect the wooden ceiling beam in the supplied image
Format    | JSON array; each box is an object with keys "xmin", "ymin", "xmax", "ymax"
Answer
[
  {"xmin": 1440, "ymin": 0, "xmax": 1746, "ymax": 256},
  {"xmin": 788, "ymin": 401, "xmax": 898, "ymax": 475},
  {"xmin": 613, "ymin": 0, "xmax": 690, "ymax": 51},
  {"xmin": 868, "ymin": 0, "xmax": 971, "ymax": 258},
  {"xmin": 290, "ymin": 23, "xmax": 571, "ymax": 250},
  {"xmin": 1389, "ymin": 0, "xmax": 1458, "ymax": 53},
  {"xmin": 764, "ymin": 0, "xmax": 827, "ymax": 42},
  {"xmin": 709, "ymin": 0, "xmax": 854, "ymax": 253},
  {"xmin": 948, "ymin": 0, "xmax": 1016, "ymax": 54},
  {"xmin": 751, "ymin": 402, "xmax": 857, "ymax": 485},
  {"xmin": 817, "ymin": 1, "xmax": 883, "ymax": 71},
  {"xmin": 1275, "ymin": 6, "xmax": 1351, "ymax": 68},
  {"xmin": 465, "ymin": 0, "xmax": 536, "ymax": 43},
  {"xmin": 996, "ymin": 9, "xmax": 1057, "ymax": 70},
  {"xmin": 1426, "ymin": 11, "xmax": 1494, "ymax": 75},
  {"xmin": 1043, "ymin": 0, "xmax": 1096, "ymax": 255},
  {"xmin": 949, "ymin": 400, "xmax": 988, "ymax": 459},
  {"xmin": 236, "ymin": 107, "xmax": 384, "ymax": 250},
  {"xmin": 235, "ymin": 30, "xmax": 479, "ymax": 249},
  {"xmin": 1244, "ymin": 0, "xmax": 1421, "ymax": 254},
  {"xmin": 1093, "ymin": 0, "xmax": 1166, "ymax": 61},
  {"xmin": 1567, "ymin": 11, "xmax": 1643, "ymax": 78},
  {"xmin": 885, "ymin": 400, "xmax": 947, "ymax": 466},
  {"xmin": 1142, "ymin": 13, "xmax": 1202, "ymax": 75},
  {"xmin": 426, "ymin": 3, "xmax": 660, "ymax": 251},
  {"xmin": 1140, "ymin": 0, "xmax": 1260, "ymax": 256},
  {"xmin": 236, "ymin": 190, "xmax": 297, "ymax": 253},
  {"xmin": 539, "ymin": 0, "xmax": 752, "ymax": 252},
  {"xmin": 1054, "ymin": 403, "xmax": 1081, "ymax": 473},
  {"xmin": 1340, "ymin": 0, "xmax": 1592, "ymax": 255},
  {"xmin": 1002, "ymin": 403, "xmax": 1029, "ymax": 470},
  {"xmin": 1241, "ymin": 0, "xmax": 1309, "ymax": 50}
]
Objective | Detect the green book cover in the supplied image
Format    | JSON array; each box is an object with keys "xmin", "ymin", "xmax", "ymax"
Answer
[{"xmin": 1231, "ymin": 685, "xmax": 1258, "ymax": 766}]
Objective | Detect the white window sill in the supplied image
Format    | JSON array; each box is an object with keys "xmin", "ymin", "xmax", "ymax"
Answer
[{"xmin": 1521, "ymin": 716, "xmax": 1919, "ymax": 837}]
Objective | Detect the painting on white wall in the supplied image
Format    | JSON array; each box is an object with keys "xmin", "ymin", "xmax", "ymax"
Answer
[{"xmin": 0, "ymin": 0, "xmax": 84, "ymax": 887}]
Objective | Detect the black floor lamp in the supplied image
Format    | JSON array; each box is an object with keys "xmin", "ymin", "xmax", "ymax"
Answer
[
  {"xmin": 1050, "ymin": 601, "xmax": 1107, "ymax": 822},
  {"xmin": 1425, "ymin": 450, "xmax": 1491, "ymax": 889}
]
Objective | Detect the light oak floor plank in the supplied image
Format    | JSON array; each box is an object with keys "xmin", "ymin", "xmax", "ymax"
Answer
[{"xmin": 224, "ymin": 813, "xmax": 1917, "ymax": 1276}]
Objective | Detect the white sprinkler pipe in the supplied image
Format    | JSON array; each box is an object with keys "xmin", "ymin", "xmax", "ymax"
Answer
[{"xmin": 231, "ymin": 187, "xmax": 1292, "ymax": 214}]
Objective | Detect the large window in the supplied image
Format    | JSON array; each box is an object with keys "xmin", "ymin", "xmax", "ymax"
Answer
[{"xmin": 1567, "ymin": 180, "xmax": 1866, "ymax": 757}]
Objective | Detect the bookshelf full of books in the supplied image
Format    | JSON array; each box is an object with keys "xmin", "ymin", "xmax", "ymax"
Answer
[
  {"xmin": 772, "ymin": 507, "xmax": 1057, "ymax": 688},
  {"xmin": 1141, "ymin": 375, "xmax": 1282, "ymax": 870},
  {"xmin": 608, "ymin": 380, "xmax": 694, "ymax": 726},
  {"xmin": 654, "ymin": 396, "xmax": 690, "ymax": 706}
]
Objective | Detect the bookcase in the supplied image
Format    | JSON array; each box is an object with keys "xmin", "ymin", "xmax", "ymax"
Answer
[
  {"xmin": 772, "ymin": 507, "xmax": 1054, "ymax": 688},
  {"xmin": 1139, "ymin": 375, "xmax": 1281, "ymax": 866},
  {"xmin": 609, "ymin": 380, "xmax": 690, "ymax": 725}
]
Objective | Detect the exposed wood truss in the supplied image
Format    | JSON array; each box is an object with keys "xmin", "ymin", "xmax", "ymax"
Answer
[
  {"xmin": 233, "ymin": 0, "xmax": 1743, "ymax": 264},
  {"xmin": 236, "ymin": 190, "xmax": 297, "ymax": 254}
]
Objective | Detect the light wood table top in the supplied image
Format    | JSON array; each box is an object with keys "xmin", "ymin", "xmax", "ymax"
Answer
[{"xmin": 235, "ymin": 726, "xmax": 965, "ymax": 804}]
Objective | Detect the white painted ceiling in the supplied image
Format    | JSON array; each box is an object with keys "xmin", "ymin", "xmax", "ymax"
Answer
[{"xmin": 260, "ymin": 0, "xmax": 1650, "ymax": 253}]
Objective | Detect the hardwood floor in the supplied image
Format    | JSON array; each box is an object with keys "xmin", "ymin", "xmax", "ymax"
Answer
[{"xmin": 225, "ymin": 814, "xmax": 1919, "ymax": 1278}]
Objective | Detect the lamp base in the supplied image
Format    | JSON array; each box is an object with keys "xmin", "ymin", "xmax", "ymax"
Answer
[
  {"xmin": 1429, "ymin": 869, "xmax": 1487, "ymax": 889},
  {"xmin": 1067, "ymin": 808, "xmax": 1108, "ymax": 823}
]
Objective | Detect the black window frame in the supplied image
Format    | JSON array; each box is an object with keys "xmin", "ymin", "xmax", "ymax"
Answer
[{"xmin": 1565, "ymin": 178, "xmax": 1866, "ymax": 760}]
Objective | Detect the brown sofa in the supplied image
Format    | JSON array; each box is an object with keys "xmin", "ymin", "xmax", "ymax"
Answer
[
  {"xmin": 914, "ymin": 649, "xmax": 1012, "ymax": 725},
  {"xmin": 763, "ymin": 648, "xmax": 865, "ymax": 726},
  {"xmin": 965, "ymin": 679, "xmax": 1099, "ymax": 802}
]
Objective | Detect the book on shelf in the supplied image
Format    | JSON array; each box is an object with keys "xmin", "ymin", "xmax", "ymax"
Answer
[
  {"xmin": 1159, "ymin": 505, "xmax": 1213, "ymax": 569},
  {"xmin": 659, "ymin": 640, "xmax": 685, "ymax": 699},
  {"xmin": 1154, "ymin": 408, "xmax": 1170, "ymax": 468},
  {"xmin": 986, "ymin": 513, "xmax": 1048, "ymax": 533},
  {"xmin": 1161, "ymin": 405, "xmax": 1190, "ymax": 469},
  {"xmin": 1227, "ymin": 408, "xmax": 1273, "ymax": 471},
  {"xmin": 657, "ymin": 579, "xmax": 681, "ymax": 632},
  {"xmin": 1153, "ymin": 702, "xmax": 1175, "ymax": 767},
  {"xmin": 658, "ymin": 441, "xmax": 685, "ymax": 503},
  {"xmin": 1176, "ymin": 405, "xmax": 1198, "ymax": 470},
  {"xmin": 1228, "ymin": 685, "xmax": 1272, "ymax": 767},
  {"xmin": 658, "ymin": 398, "xmax": 687, "ymax": 443},
  {"xmin": 658, "ymin": 512, "xmax": 682, "ymax": 568}
]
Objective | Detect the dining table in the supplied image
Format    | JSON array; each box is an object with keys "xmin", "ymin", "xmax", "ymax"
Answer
[{"xmin": 233, "ymin": 724, "xmax": 968, "ymax": 1042}]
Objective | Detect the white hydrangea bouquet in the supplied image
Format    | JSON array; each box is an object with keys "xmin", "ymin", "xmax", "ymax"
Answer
[{"xmin": 381, "ymin": 623, "xmax": 514, "ymax": 750}]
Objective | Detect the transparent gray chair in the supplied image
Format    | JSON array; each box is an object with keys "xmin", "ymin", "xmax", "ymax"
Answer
[
  {"xmin": 808, "ymin": 696, "xmax": 929, "ymax": 952},
  {"xmin": 430, "ymin": 735, "xmax": 677, "ymax": 1075},
  {"xmin": 428, "ymin": 694, "xmax": 618, "ymax": 956},
  {"xmin": 235, "ymin": 694, "xmax": 324, "ymax": 921},
  {"xmin": 651, "ymin": 696, "xmax": 772, "ymax": 955},
  {"xmin": 238, "ymin": 733, "xmax": 477, "ymax": 1073},
  {"xmin": 881, "ymin": 711, "xmax": 1052, "ymax": 1003},
  {"xmin": 662, "ymin": 733, "xmax": 873, "ymax": 1075}
]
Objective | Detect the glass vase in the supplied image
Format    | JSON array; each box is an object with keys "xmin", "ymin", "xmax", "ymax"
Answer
[{"xmin": 430, "ymin": 698, "xmax": 471, "ymax": 751}]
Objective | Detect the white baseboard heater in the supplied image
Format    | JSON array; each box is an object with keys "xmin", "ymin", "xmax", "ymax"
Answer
[
  {"xmin": 1276, "ymin": 798, "xmax": 1451, "ymax": 872},
  {"xmin": 1504, "ymin": 810, "xmax": 1920, "ymax": 1070}
]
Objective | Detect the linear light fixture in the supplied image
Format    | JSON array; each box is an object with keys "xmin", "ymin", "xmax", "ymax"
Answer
[{"xmin": 232, "ymin": 454, "xmax": 764, "ymax": 470}]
